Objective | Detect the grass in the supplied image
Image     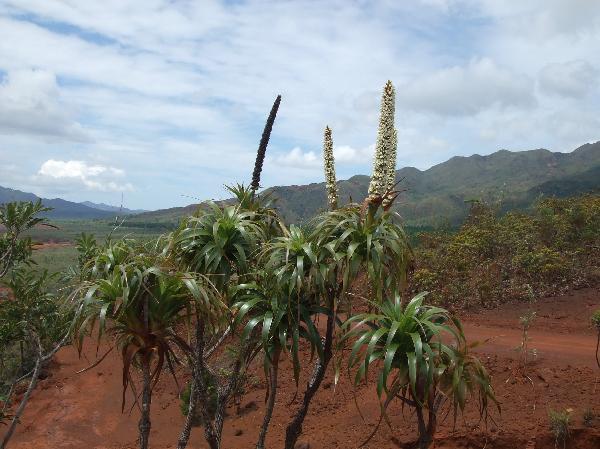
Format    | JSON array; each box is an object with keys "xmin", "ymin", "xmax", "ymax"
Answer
[
  {"xmin": 24, "ymin": 219, "xmax": 172, "ymax": 244},
  {"xmin": 548, "ymin": 409, "xmax": 571, "ymax": 449},
  {"xmin": 30, "ymin": 245, "xmax": 78, "ymax": 278}
]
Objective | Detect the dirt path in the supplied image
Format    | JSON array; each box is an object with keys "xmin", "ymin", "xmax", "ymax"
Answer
[{"xmin": 3, "ymin": 288, "xmax": 600, "ymax": 449}]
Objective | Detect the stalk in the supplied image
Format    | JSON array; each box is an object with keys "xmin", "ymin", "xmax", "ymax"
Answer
[
  {"xmin": 284, "ymin": 311, "xmax": 335, "ymax": 449},
  {"xmin": 256, "ymin": 346, "xmax": 281, "ymax": 449},
  {"xmin": 382, "ymin": 128, "xmax": 398, "ymax": 207},
  {"xmin": 323, "ymin": 126, "xmax": 338, "ymax": 210},
  {"xmin": 138, "ymin": 295, "xmax": 151, "ymax": 449},
  {"xmin": 251, "ymin": 95, "xmax": 282, "ymax": 194},
  {"xmin": 368, "ymin": 81, "xmax": 396, "ymax": 200},
  {"xmin": 0, "ymin": 334, "xmax": 42, "ymax": 449}
]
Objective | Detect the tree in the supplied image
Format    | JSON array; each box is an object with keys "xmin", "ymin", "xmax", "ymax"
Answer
[
  {"xmin": 344, "ymin": 293, "xmax": 498, "ymax": 449},
  {"xmin": 73, "ymin": 239, "xmax": 216, "ymax": 449},
  {"xmin": 0, "ymin": 270, "xmax": 70, "ymax": 449},
  {"xmin": 172, "ymin": 200, "xmax": 270, "ymax": 449}
]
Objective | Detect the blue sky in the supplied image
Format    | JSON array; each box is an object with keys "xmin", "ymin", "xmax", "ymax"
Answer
[{"xmin": 0, "ymin": 0, "xmax": 599, "ymax": 210}]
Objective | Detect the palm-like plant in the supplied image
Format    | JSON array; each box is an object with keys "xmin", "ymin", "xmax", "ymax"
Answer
[
  {"xmin": 312, "ymin": 204, "xmax": 412, "ymax": 301},
  {"xmin": 344, "ymin": 293, "xmax": 498, "ymax": 449},
  {"xmin": 173, "ymin": 201, "xmax": 274, "ymax": 449},
  {"xmin": 174, "ymin": 203, "xmax": 265, "ymax": 290},
  {"xmin": 74, "ymin": 240, "xmax": 217, "ymax": 449},
  {"xmin": 232, "ymin": 271, "xmax": 324, "ymax": 449}
]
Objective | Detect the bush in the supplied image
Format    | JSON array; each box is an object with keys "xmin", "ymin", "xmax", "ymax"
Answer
[
  {"xmin": 548, "ymin": 409, "xmax": 571, "ymax": 449},
  {"xmin": 410, "ymin": 195, "xmax": 600, "ymax": 308}
]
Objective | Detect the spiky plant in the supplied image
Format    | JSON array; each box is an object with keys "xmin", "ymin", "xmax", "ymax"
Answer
[
  {"xmin": 548, "ymin": 409, "xmax": 571, "ymax": 449},
  {"xmin": 368, "ymin": 81, "xmax": 396, "ymax": 200},
  {"xmin": 251, "ymin": 95, "xmax": 282, "ymax": 194},
  {"xmin": 323, "ymin": 126, "xmax": 338, "ymax": 210},
  {"xmin": 344, "ymin": 293, "xmax": 498, "ymax": 449}
]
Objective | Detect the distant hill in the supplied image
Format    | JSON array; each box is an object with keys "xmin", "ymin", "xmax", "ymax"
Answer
[
  {"xmin": 0, "ymin": 186, "xmax": 120, "ymax": 220},
  {"xmin": 139, "ymin": 141, "xmax": 600, "ymax": 227},
  {"xmin": 79, "ymin": 201, "xmax": 146, "ymax": 215},
  {"xmin": 3, "ymin": 142, "xmax": 599, "ymax": 225}
]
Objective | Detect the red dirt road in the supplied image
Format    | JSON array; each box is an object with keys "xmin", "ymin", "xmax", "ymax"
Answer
[{"xmin": 3, "ymin": 288, "xmax": 600, "ymax": 449}]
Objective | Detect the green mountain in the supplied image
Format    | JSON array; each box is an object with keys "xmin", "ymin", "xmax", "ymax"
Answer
[
  {"xmin": 137, "ymin": 141, "xmax": 600, "ymax": 227},
  {"xmin": 4, "ymin": 142, "xmax": 598, "ymax": 225},
  {"xmin": 0, "ymin": 186, "xmax": 116, "ymax": 219}
]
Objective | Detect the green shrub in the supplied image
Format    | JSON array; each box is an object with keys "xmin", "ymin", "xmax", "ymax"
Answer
[
  {"xmin": 548, "ymin": 409, "xmax": 571, "ymax": 449},
  {"xmin": 583, "ymin": 408, "xmax": 594, "ymax": 427},
  {"xmin": 410, "ymin": 195, "xmax": 600, "ymax": 308}
]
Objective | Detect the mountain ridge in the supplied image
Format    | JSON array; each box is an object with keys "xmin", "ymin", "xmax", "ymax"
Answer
[
  {"xmin": 2, "ymin": 142, "xmax": 599, "ymax": 224},
  {"xmin": 137, "ymin": 141, "xmax": 600, "ymax": 226},
  {"xmin": 0, "ymin": 186, "xmax": 128, "ymax": 220}
]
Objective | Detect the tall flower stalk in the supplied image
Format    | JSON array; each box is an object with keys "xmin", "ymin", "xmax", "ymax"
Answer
[
  {"xmin": 251, "ymin": 95, "xmax": 282, "ymax": 194},
  {"xmin": 323, "ymin": 126, "xmax": 338, "ymax": 210},
  {"xmin": 382, "ymin": 128, "xmax": 398, "ymax": 207},
  {"xmin": 368, "ymin": 81, "xmax": 396, "ymax": 199}
]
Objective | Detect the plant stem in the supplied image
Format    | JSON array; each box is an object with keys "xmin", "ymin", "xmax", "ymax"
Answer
[
  {"xmin": 284, "ymin": 312, "xmax": 334, "ymax": 449},
  {"xmin": 1, "ymin": 334, "xmax": 43, "ymax": 449},
  {"xmin": 256, "ymin": 346, "xmax": 280, "ymax": 449},
  {"xmin": 176, "ymin": 379, "xmax": 197, "ymax": 449},
  {"xmin": 596, "ymin": 330, "xmax": 600, "ymax": 368},
  {"xmin": 138, "ymin": 294, "xmax": 151, "ymax": 449}
]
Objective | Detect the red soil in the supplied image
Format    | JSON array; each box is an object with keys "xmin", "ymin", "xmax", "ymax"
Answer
[{"xmin": 3, "ymin": 288, "xmax": 600, "ymax": 449}]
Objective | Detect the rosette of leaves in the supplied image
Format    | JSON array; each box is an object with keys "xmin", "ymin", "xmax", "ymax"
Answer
[{"xmin": 343, "ymin": 292, "xmax": 498, "ymax": 449}]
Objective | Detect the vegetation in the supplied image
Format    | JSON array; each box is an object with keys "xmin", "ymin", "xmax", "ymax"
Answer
[
  {"xmin": 592, "ymin": 309, "xmax": 600, "ymax": 369},
  {"xmin": 410, "ymin": 195, "xmax": 600, "ymax": 308},
  {"xmin": 4, "ymin": 81, "xmax": 600, "ymax": 449},
  {"xmin": 548, "ymin": 408, "xmax": 571, "ymax": 449},
  {"xmin": 583, "ymin": 408, "xmax": 594, "ymax": 427},
  {"xmin": 518, "ymin": 311, "xmax": 536, "ymax": 368},
  {"xmin": 344, "ymin": 293, "xmax": 498, "ymax": 449},
  {"xmin": 0, "ymin": 201, "xmax": 72, "ymax": 448}
]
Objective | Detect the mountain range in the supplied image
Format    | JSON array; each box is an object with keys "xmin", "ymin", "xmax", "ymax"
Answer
[
  {"xmin": 1, "ymin": 142, "xmax": 599, "ymax": 224},
  {"xmin": 137, "ymin": 141, "xmax": 600, "ymax": 226},
  {"xmin": 0, "ymin": 187, "xmax": 143, "ymax": 219}
]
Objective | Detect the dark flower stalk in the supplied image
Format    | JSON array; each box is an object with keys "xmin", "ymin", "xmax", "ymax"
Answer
[{"xmin": 251, "ymin": 95, "xmax": 282, "ymax": 193}]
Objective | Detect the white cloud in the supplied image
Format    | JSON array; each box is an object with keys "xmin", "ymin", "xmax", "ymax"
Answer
[
  {"xmin": 333, "ymin": 144, "xmax": 375, "ymax": 164},
  {"xmin": 270, "ymin": 147, "xmax": 320, "ymax": 170},
  {"xmin": 539, "ymin": 60, "xmax": 599, "ymax": 98},
  {"xmin": 0, "ymin": 1, "xmax": 598, "ymax": 208},
  {"xmin": 397, "ymin": 58, "xmax": 536, "ymax": 116},
  {"xmin": 269, "ymin": 143, "xmax": 376, "ymax": 171},
  {"xmin": 36, "ymin": 159, "xmax": 133, "ymax": 192},
  {"xmin": 0, "ymin": 69, "xmax": 88, "ymax": 140}
]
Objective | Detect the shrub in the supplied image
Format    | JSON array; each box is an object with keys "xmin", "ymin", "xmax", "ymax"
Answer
[
  {"xmin": 410, "ymin": 195, "xmax": 600, "ymax": 309},
  {"xmin": 548, "ymin": 408, "xmax": 571, "ymax": 449},
  {"xmin": 583, "ymin": 408, "xmax": 594, "ymax": 427}
]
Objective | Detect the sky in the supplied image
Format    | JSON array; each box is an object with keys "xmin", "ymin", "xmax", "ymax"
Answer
[{"xmin": 0, "ymin": 0, "xmax": 599, "ymax": 210}]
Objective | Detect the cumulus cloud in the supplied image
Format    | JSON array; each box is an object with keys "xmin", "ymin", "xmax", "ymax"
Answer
[
  {"xmin": 0, "ymin": 1, "xmax": 599, "ymax": 208},
  {"xmin": 0, "ymin": 69, "xmax": 88, "ymax": 140},
  {"xmin": 270, "ymin": 144, "xmax": 376, "ymax": 170},
  {"xmin": 397, "ymin": 58, "xmax": 536, "ymax": 116},
  {"xmin": 270, "ymin": 147, "xmax": 320, "ymax": 170},
  {"xmin": 36, "ymin": 159, "xmax": 133, "ymax": 192},
  {"xmin": 539, "ymin": 60, "xmax": 599, "ymax": 98}
]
